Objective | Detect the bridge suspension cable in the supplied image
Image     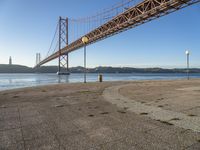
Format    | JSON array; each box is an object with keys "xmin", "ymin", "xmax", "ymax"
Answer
[
  {"xmin": 37, "ymin": 0, "xmax": 200, "ymax": 68},
  {"xmin": 40, "ymin": 0, "xmax": 144, "ymax": 67},
  {"xmin": 67, "ymin": 0, "xmax": 139, "ymax": 43},
  {"xmin": 46, "ymin": 22, "xmax": 59, "ymax": 58}
]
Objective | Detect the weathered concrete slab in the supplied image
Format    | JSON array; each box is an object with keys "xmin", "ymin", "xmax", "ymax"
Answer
[
  {"xmin": 0, "ymin": 81, "xmax": 199, "ymax": 149},
  {"xmin": 0, "ymin": 128, "xmax": 24, "ymax": 150},
  {"xmin": 103, "ymin": 82, "xmax": 200, "ymax": 132}
]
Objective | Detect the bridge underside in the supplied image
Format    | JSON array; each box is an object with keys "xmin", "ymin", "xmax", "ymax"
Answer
[{"xmin": 37, "ymin": 0, "xmax": 200, "ymax": 67}]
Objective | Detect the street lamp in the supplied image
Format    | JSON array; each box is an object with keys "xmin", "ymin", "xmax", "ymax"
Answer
[
  {"xmin": 82, "ymin": 36, "xmax": 89, "ymax": 83},
  {"xmin": 185, "ymin": 50, "xmax": 190, "ymax": 80}
]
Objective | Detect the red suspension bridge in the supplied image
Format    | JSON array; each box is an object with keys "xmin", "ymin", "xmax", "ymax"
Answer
[{"xmin": 36, "ymin": 0, "xmax": 200, "ymax": 75}]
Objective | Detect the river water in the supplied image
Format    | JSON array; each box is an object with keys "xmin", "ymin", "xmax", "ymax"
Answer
[{"xmin": 0, "ymin": 73, "xmax": 200, "ymax": 91}]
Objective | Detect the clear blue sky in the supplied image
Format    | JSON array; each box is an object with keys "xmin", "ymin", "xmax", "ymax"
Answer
[{"xmin": 0, "ymin": 0, "xmax": 200, "ymax": 68}]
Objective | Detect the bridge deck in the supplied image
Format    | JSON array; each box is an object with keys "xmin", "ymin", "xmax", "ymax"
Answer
[{"xmin": 38, "ymin": 0, "xmax": 200, "ymax": 66}]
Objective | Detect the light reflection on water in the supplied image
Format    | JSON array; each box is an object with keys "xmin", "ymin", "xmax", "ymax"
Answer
[{"xmin": 0, "ymin": 73, "xmax": 200, "ymax": 91}]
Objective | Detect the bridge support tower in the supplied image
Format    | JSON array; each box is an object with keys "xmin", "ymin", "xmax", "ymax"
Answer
[{"xmin": 57, "ymin": 17, "xmax": 70, "ymax": 75}]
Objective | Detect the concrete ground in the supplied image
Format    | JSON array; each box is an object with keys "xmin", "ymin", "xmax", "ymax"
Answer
[
  {"xmin": 119, "ymin": 80, "xmax": 200, "ymax": 116},
  {"xmin": 0, "ymin": 80, "xmax": 200, "ymax": 150}
]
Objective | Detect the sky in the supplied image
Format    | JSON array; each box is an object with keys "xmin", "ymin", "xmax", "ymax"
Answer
[{"xmin": 0, "ymin": 0, "xmax": 200, "ymax": 68}]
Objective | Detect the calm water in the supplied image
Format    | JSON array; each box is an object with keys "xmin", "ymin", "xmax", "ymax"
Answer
[{"xmin": 0, "ymin": 73, "xmax": 200, "ymax": 91}]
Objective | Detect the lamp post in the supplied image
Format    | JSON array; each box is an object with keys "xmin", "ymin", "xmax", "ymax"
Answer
[
  {"xmin": 185, "ymin": 50, "xmax": 190, "ymax": 80},
  {"xmin": 82, "ymin": 36, "xmax": 89, "ymax": 83}
]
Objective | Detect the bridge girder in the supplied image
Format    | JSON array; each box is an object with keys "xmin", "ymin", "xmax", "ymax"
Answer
[{"xmin": 37, "ymin": 0, "xmax": 200, "ymax": 67}]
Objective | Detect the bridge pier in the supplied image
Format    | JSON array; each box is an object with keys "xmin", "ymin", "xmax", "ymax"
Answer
[
  {"xmin": 58, "ymin": 53, "xmax": 69, "ymax": 75},
  {"xmin": 57, "ymin": 17, "xmax": 70, "ymax": 75}
]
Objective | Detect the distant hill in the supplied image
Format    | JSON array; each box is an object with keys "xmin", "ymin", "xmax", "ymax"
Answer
[
  {"xmin": 0, "ymin": 64, "xmax": 32, "ymax": 73},
  {"xmin": 0, "ymin": 64, "xmax": 200, "ymax": 73},
  {"xmin": 0, "ymin": 64, "xmax": 61, "ymax": 73},
  {"xmin": 89, "ymin": 66, "xmax": 200, "ymax": 73}
]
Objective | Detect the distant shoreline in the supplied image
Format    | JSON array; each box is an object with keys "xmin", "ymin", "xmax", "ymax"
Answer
[
  {"xmin": 0, "ymin": 72, "xmax": 198, "ymax": 73},
  {"xmin": 0, "ymin": 64, "xmax": 200, "ymax": 74}
]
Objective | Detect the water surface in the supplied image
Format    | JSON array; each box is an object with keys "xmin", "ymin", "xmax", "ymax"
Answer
[{"xmin": 0, "ymin": 73, "xmax": 199, "ymax": 91}]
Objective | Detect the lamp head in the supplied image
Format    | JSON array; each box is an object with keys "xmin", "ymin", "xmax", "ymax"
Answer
[
  {"xmin": 82, "ymin": 36, "xmax": 89, "ymax": 44},
  {"xmin": 185, "ymin": 50, "xmax": 189, "ymax": 55}
]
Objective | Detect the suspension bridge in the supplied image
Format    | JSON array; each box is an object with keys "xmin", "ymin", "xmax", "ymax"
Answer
[{"xmin": 36, "ymin": 0, "xmax": 200, "ymax": 75}]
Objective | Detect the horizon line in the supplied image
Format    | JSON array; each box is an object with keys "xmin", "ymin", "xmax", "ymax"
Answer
[{"xmin": 1, "ymin": 63, "xmax": 200, "ymax": 69}]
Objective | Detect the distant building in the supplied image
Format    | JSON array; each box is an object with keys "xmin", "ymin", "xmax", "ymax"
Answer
[
  {"xmin": 9, "ymin": 56, "xmax": 12, "ymax": 65},
  {"xmin": 36, "ymin": 53, "xmax": 41, "ymax": 65}
]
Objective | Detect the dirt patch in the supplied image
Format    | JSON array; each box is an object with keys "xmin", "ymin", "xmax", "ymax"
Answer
[
  {"xmin": 157, "ymin": 98, "xmax": 164, "ymax": 101},
  {"xmin": 78, "ymin": 90, "xmax": 91, "ymax": 94},
  {"xmin": 100, "ymin": 112, "xmax": 109, "ymax": 115},
  {"xmin": 188, "ymin": 114, "xmax": 197, "ymax": 117},
  {"xmin": 13, "ymin": 95, "xmax": 19, "ymax": 98},
  {"xmin": 117, "ymin": 110, "xmax": 126, "ymax": 114},
  {"xmin": 170, "ymin": 118, "xmax": 181, "ymax": 121},
  {"xmin": 123, "ymin": 107, "xmax": 129, "ymax": 110},
  {"xmin": 140, "ymin": 112, "xmax": 148, "ymax": 115},
  {"xmin": 94, "ymin": 106, "xmax": 99, "ymax": 109},
  {"xmin": 157, "ymin": 120, "xmax": 174, "ymax": 126}
]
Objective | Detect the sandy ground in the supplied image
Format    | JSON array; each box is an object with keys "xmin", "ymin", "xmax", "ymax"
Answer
[{"xmin": 0, "ymin": 80, "xmax": 200, "ymax": 150}]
